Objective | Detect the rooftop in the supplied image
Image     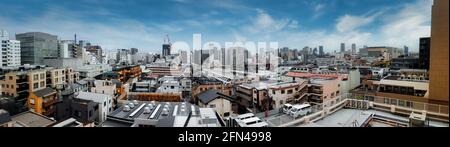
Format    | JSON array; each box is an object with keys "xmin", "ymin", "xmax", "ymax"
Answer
[
  {"xmin": 10, "ymin": 111, "xmax": 56, "ymax": 127},
  {"xmin": 197, "ymin": 89, "xmax": 236, "ymax": 104},
  {"xmin": 105, "ymin": 100, "xmax": 223, "ymax": 127},
  {"xmin": 33, "ymin": 87, "xmax": 57, "ymax": 97}
]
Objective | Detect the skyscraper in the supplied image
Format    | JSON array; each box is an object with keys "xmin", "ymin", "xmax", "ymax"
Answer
[
  {"xmin": 16, "ymin": 32, "xmax": 58, "ymax": 65},
  {"xmin": 162, "ymin": 35, "xmax": 171, "ymax": 58},
  {"xmin": 1, "ymin": 30, "xmax": 21, "ymax": 67},
  {"xmin": 319, "ymin": 46, "xmax": 324, "ymax": 56},
  {"xmin": 419, "ymin": 38, "xmax": 430, "ymax": 70},
  {"xmin": 403, "ymin": 46, "xmax": 409, "ymax": 55},
  {"xmin": 340, "ymin": 43, "xmax": 345, "ymax": 53},
  {"xmin": 351, "ymin": 43, "xmax": 356, "ymax": 54},
  {"xmin": 429, "ymin": 0, "xmax": 449, "ymax": 105},
  {"xmin": 162, "ymin": 44, "xmax": 171, "ymax": 57},
  {"xmin": 131, "ymin": 48, "xmax": 138, "ymax": 55}
]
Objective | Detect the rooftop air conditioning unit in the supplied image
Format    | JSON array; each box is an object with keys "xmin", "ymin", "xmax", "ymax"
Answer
[
  {"xmin": 123, "ymin": 105, "xmax": 131, "ymax": 112},
  {"xmin": 161, "ymin": 108, "xmax": 169, "ymax": 116},
  {"xmin": 129, "ymin": 102, "xmax": 135, "ymax": 108},
  {"xmin": 143, "ymin": 107, "xmax": 151, "ymax": 114}
]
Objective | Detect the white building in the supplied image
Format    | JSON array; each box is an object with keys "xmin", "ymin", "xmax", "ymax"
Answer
[
  {"xmin": 91, "ymin": 80, "xmax": 117, "ymax": 97},
  {"xmin": 75, "ymin": 92, "xmax": 113, "ymax": 123},
  {"xmin": 156, "ymin": 80, "xmax": 182, "ymax": 94},
  {"xmin": 1, "ymin": 30, "xmax": 21, "ymax": 67}
]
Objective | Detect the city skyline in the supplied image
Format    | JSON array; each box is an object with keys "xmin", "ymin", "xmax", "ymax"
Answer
[{"xmin": 0, "ymin": 0, "xmax": 432, "ymax": 53}]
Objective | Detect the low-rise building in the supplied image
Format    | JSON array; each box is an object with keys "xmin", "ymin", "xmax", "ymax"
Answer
[
  {"xmin": 75, "ymin": 92, "xmax": 112, "ymax": 124},
  {"xmin": 27, "ymin": 87, "xmax": 58, "ymax": 117},
  {"xmin": 197, "ymin": 89, "xmax": 236, "ymax": 118},
  {"xmin": 7, "ymin": 111, "xmax": 56, "ymax": 127},
  {"xmin": 103, "ymin": 100, "xmax": 224, "ymax": 127},
  {"xmin": 269, "ymin": 81, "xmax": 308, "ymax": 109}
]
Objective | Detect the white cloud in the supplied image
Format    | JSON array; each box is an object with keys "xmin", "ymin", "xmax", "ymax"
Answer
[
  {"xmin": 0, "ymin": 7, "xmax": 162, "ymax": 52},
  {"xmin": 243, "ymin": 9, "xmax": 297, "ymax": 33},
  {"xmin": 380, "ymin": 0, "xmax": 432, "ymax": 49},
  {"xmin": 314, "ymin": 4, "xmax": 325, "ymax": 12},
  {"xmin": 336, "ymin": 11, "xmax": 383, "ymax": 33}
]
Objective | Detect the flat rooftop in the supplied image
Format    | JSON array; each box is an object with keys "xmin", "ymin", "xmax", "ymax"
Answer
[
  {"xmin": 10, "ymin": 111, "xmax": 56, "ymax": 127},
  {"xmin": 105, "ymin": 101, "xmax": 223, "ymax": 127}
]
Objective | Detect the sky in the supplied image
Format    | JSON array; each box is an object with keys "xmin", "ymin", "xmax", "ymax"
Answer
[{"xmin": 0, "ymin": 0, "xmax": 433, "ymax": 54}]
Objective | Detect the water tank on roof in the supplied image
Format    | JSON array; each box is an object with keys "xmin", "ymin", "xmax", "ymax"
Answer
[{"xmin": 133, "ymin": 100, "xmax": 138, "ymax": 105}]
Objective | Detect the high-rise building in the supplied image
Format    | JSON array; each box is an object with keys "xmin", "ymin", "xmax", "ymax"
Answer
[
  {"xmin": 340, "ymin": 43, "xmax": 345, "ymax": 53},
  {"xmin": 419, "ymin": 37, "xmax": 430, "ymax": 70},
  {"xmin": 319, "ymin": 46, "xmax": 324, "ymax": 56},
  {"xmin": 131, "ymin": 48, "xmax": 138, "ymax": 55},
  {"xmin": 1, "ymin": 30, "xmax": 21, "ymax": 67},
  {"xmin": 429, "ymin": 0, "xmax": 449, "ymax": 105},
  {"xmin": 162, "ymin": 44, "xmax": 171, "ymax": 57},
  {"xmin": 162, "ymin": 35, "xmax": 171, "ymax": 58},
  {"xmin": 404, "ymin": 46, "xmax": 409, "ymax": 55},
  {"xmin": 16, "ymin": 32, "xmax": 58, "ymax": 65},
  {"xmin": 351, "ymin": 43, "xmax": 356, "ymax": 54},
  {"xmin": 180, "ymin": 51, "xmax": 188, "ymax": 64}
]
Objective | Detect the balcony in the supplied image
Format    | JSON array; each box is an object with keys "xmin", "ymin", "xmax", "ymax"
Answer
[
  {"xmin": 43, "ymin": 107, "xmax": 56, "ymax": 116},
  {"xmin": 43, "ymin": 99, "xmax": 60, "ymax": 107}
]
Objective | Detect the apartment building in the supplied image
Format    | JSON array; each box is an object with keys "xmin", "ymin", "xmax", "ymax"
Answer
[{"xmin": 269, "ymin": 81, "xmax": 308, "ymax": 109}]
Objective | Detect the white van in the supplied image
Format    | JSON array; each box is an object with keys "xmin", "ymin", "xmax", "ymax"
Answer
[
  {"xmin": 289, "ymin": 103, "xmax": 312, "ymax": 119},
  {"xmin": 281, "ymin": 104, "xmax": 293, "ymax": 114}
]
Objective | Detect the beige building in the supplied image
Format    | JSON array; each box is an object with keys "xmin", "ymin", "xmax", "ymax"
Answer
[
  {"xmin": 28, "ymin": 70, "xmax": 47, "ymax": 92},
  {"xmin": 198, "ymin": 89, "xmax": 234, "ymax": 118},
  {"xmin": 269, "ymin": 81, "xmax": 308, "ymax": 109},
  {"xmin": 308, "ymin": 78, "xmax": 341, "ymax": 106},
  {"xmin": 47, "ymin": 68, "xmax": 66, "ymax": 88},
  {"xmin": 429, "ymin": 0, "xmax": 449, "ymax": 105}
]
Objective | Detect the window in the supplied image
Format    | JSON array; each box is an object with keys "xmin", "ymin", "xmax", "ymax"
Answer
[
  {"xmin": 390, "ymin": 99, "xmax": 397, "ymax": 105},
  {"xmin": 384, "ymin": 98, "xmax": 389, "ymax": 104},
  {"xmin": 104, "ymin": 102, "xmax": 106, "ymax": 106},
  {"xmin": 287, "ymin": 89, "xmax": 293, "ymax": 94},
  {"xmin": 281, "ymin": 90, "xmax": 285, "ymax": 94},
  {"xmin": 89, "ymin": 110, "xmax": 92, "ymax": 117},
  {"xmin": 74, "ymin": 110, "xmax": 81, "ymax": 118},
  {"xmin": 40, "ymin": 73, "xmax": 45, "ymax": 79},
  {"xmin": 6, "ymin": 85, "xmax": 8, "ymax": 88},
  {"xmin": 171, "ymin": 86, "xmax": 174, "ymax": 89},
  {"xmin": 398, "ymin": 100, "xmax": 405, "ymax": 107},
  {"xmin": 209, "ymin": 104, "xmax": 216, "ymax": 108},
  {"xmin": 40, "ymin": 81, "xmax": 44, "ymax": 87},
  {"xmin": 295, "ymin": 87, "xmax": 299, "ymax": 91},
  {"xmin": 224, "ymin": 112, "xmax": 230, "ymax": 117},
  {"xmin": 272, "ymin": 90, "xmax": 275, "ymax": 95},
  {"xmin": 9, "ymin": 76, "xmax": 13, "ymax": 80},
  {"xmin": 33, "ymin": 83, "xmax": 39, "ymax": 89},
  {"xmin": 55, "ymin": 78, "xmax": 58, "ymax": 82},
  {"xmin": 406, "ymin": 101, "xmax": 413, "ymax": 108},
  {"xmin": 30, "ymin": 99, "xmax": 35, "ymax": 105},
  {"xmin": 10, "ymin": 85, "xmax": 13, "ymax": 89},
  {"xmin": 33, "ymin": 74, "xmax": 38, "ymax": 81}
]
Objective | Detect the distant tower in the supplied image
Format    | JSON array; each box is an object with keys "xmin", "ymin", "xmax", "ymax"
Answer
[
  {"xmin": 340, "ymin": 43, "xmax": 345, "ymax": 53},
  {"xmin": 351, "ymin": 43, "xmax": 356, "ymax": 54},
  {"xmin": 162, "ymin": 34, "xmax": 171, "ymax": 58}
]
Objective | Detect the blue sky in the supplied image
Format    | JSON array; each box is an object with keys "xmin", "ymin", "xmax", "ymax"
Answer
[{"xmin": 0, "ymin": 0, "xmax": 433, "ymax": 53}]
